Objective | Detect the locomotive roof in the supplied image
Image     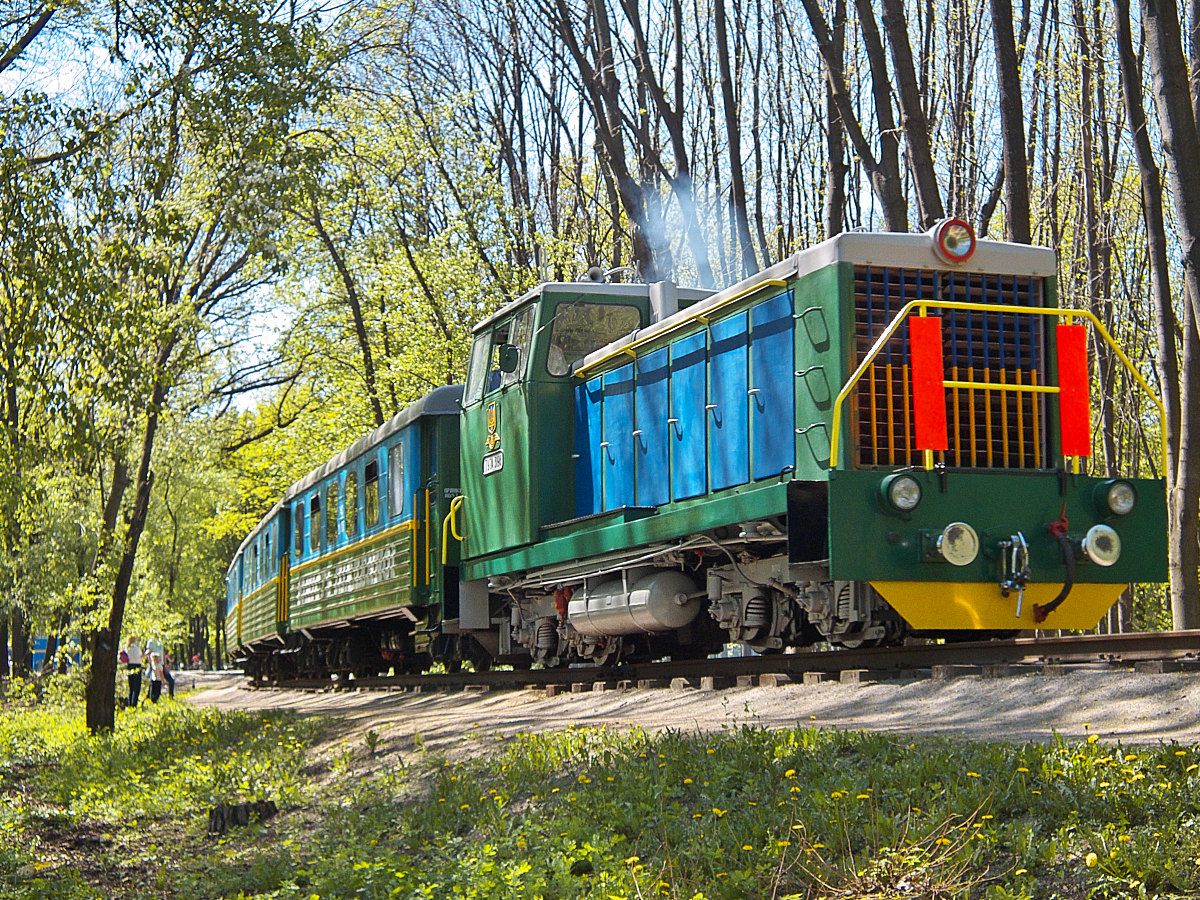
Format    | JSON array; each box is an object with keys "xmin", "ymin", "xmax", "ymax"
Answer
[
  {"xmin": 574, "ymin": 232, "xmax": 1057, "ymax": 375},
  {"xmin": 472, "ymin": 281, "xmax": 712, "ymax": 334},
  {"xmin": 229, "ymin": 384, "xmax": 464, "ymax": 568}
]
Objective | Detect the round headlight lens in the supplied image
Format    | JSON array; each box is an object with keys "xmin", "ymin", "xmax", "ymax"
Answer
[
  {"xmin": 1105, "ymin": 480, "xmax": 1136, "ymax": 516},
  {"xmin": 1082, "ymin": 524, "xmax": 1121, "ymax": 567},
  {"xmin": 884, "ymin": 474, "xmax": 922, "ymax": 512},
  {"xmin": 937, "ymin": 522, "xmax": 980, "ymax": 566},
  {"xmin": 930, "ymin": 217, "xmax": 977, "ymax": 264}
]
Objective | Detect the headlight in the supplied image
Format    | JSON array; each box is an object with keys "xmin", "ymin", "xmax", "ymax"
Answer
[
  {"xmin": 929, "ymin": 217, "xmax": 977, "ymax": 264},
  {"xmin": 1095, "ymin": 479, "xmax": 1136, "ymax": 517},
  {"xmin": 937, "ymin": 522, "xmax": 980, "ymax": 566},
  {"xmin": 881, "ymin": 474, "xmax": 922, "ymax": 512},
  {"xmin": 1082, "ymin": 524, "xmax": 1121, "ymax": 566}
]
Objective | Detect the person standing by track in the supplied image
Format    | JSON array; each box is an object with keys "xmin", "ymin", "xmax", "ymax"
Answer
[
  {"xmin": 119, "ymin": 637, "xmax": 143, "ymax": 708},
  {"xmin": 162, "ymin": 650, "xmax": 175, "ymax": 699}
]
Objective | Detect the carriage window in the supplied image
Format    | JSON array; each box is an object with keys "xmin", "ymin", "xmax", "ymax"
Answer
[
  {"xmin": 295, "ymin": 506, "xmax": 305, "ymax": 556},
  {"xmin": 345, "ymin": 471, "xmax": 359, "ymax": 538},
  {"xmin": 546, "ymin": 302, "xmax": 641, "ymax": 375},
  {"xmin": 265, "ymin": 531, "xmax": 272, "ymax": 576},
  {"xmin": 309, "ymin": 494, "xmax": 321, "ymax": 552},
  {"xmin": 388, "ymin": 444, "xmax": 404, "ymax": 518},
  {"xmin": 326, "ymin": 483, "xmax": 339, "ymax": 544},
  {"xmin": 365, "ymin": 461, "xmax": 380, "ymax": 527},
  {"xmin": 252, "ymin": 544, "xmax": 260, "ymax": 587}
]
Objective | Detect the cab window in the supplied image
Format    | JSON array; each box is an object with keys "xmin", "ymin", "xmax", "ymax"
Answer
[
  {"xmin": 465, "ymin": 311, "xmax": 531, "ymax": 404},
  {"xmin": 502, "ymin": 306, "xmax": 534, "ymax": 388},
  {"xmin": 546, "ymin": 303, "xmax": 641, "ymax": 375}
]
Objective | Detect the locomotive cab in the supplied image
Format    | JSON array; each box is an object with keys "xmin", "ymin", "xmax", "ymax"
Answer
[{"xmin": 458, "ymin": 282, "xmax": 712, "ymax": 565}]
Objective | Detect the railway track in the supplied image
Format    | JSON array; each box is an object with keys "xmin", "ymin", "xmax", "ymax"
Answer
[{"xmin": 247, "ymin": 629, "xmax": 1200, "ymax": 694}]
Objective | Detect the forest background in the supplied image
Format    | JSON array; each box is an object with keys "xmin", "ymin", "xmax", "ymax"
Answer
[{"xmin": 2, "ymin": 0, "xmax": 1199, "ymax": 731}]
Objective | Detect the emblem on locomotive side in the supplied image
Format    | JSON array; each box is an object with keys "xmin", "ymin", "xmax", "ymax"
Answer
[
  {"xmin": 485, "ymin": 401, "xmax": 501, "ymax": 450},
  {"xmin": 483, "ymin": 400, "xmax": 504, "ymax": 475}
]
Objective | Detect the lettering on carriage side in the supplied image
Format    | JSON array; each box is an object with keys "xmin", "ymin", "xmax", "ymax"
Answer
[
  {"xmin": 482, "ymin": 449, "xmax": 504, "ymax": 476},
  {"xmin": 289, "ymin": 539, "xmax": 411, "ymax": 611}
]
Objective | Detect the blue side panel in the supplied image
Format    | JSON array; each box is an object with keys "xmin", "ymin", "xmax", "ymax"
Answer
[
  {"xmin": 403, "ymin": 426, "xmax": 420, "ymax": 517},
  {"xmin": 635, "ymin": 348, "xmax": 670, "ymax": 507},
  {"xmin": 603, "ymin": 364, "xmax": 636, "ymax": 510},
  {"xmin": 670, "ymin": 331, "xmax": 708, "ymax": 500},
  {"xmin": 709, "ymin": 312, "xmax": 749, "ymax": 490},
  {"xmin": 751, "ymin": 291, "xmax": 796, "ymax": 479},
  {"xmin": 574, "ymin": 378, "xmax": 603, "ymax": 516}
]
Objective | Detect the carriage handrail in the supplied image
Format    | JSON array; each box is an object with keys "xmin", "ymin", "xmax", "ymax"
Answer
[{"xmin": 828, "ymin": 299, "xmax": 1167, "ymax": 472}]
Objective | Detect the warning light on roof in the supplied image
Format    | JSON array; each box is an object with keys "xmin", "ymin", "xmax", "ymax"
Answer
[{"xmin": 929, "ymin": 217, "xmax": 977, "ymax": 265}]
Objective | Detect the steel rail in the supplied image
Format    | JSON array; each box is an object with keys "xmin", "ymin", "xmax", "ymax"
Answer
[{"xmin": 248, "ymin": 630, "xmax": 1200, "ymax": 693}]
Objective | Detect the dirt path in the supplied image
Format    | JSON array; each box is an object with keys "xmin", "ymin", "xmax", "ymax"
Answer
[{"xmin": 187, "ymin": 669, "xmax": 1200, "ymax": 755}]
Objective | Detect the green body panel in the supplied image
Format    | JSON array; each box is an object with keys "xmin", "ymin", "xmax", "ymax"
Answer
[
  {"xmin": 794, "ymin": 262, "xmax": 853, "ymax": 474},
  {"xmin": 240, "ymin": 580, "xmax": 278, "ymax": 646},
  {"xmin": 827, "ymin": 469, "xmax": 1168, "ymax": 584},
  {"xmin": 287, "ymin": 526, "xmax": 418, "ymax": 629},
  {"xmin": 464, "ymin": 481, "xmax": 788, "ymax": 578},
  {"xmin": 460, "ymin": 383, "xmax": 535, "ymax": 555}
]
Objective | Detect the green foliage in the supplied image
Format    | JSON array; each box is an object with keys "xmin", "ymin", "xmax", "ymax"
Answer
[
  {"xmin": 0, "ymin": 696, "xmax": 319, "ymax": 898},
  {"xmin": 2, "ymin": 698, "xmax": 1200, "ymax": 897}
]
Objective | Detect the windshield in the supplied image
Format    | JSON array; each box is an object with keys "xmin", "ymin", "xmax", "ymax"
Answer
[{"xmin": 546, "ymin": 303, "xmax": 642, "ymax": 375}]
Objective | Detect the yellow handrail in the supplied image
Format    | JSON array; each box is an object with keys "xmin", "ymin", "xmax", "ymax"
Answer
[
  {"xmin": 441, "ymin": 494, "xmax": 465, "ymax": 564},
  {"xmin": 573, "ymin": 279, "xmax": 788, "ymax": 379},
  {"xmin": 828, "ymin": 299, "xmax": 1167, "ymax": 471}
]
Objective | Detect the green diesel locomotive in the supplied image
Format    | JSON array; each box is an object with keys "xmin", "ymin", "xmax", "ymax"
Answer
[{"xmin": 226, "ymin": 221, "xmax": 1167, "ymax": 677}]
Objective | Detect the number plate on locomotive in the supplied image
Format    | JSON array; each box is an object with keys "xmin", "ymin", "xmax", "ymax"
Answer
[{"xmin": 482, "ymin": 450, "xmax": 504, "ymax": 475}]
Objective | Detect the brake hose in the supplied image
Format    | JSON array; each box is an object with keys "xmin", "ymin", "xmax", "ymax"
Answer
[{"xmin": 1033, "ymin": 509, "xmax": 1075, "ymax": 623}]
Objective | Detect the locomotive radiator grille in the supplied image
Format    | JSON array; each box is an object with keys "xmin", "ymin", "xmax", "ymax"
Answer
[{"xmin": 852, "ymin": 266, "xmax": 1047, "ymax": 469}]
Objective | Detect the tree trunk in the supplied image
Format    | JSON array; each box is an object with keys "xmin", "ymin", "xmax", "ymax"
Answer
[
  {"xmin": 823, "ymin": 0, "xmax": 848, "ymax": 239},
  {"xmin": 799, "ymin": 0, "xmax": 907, "ymax": 231},
  {"xmin": 85, "ymin": 341, "xmax": 173, "ymax": 733},
  {"xmin": 713, "ymin": 0, "xmax": 758, "ymax": 276},
  {"xmin": 1115, "ymin": 0, "xmax": 1198, "ymax": 628},
  {"xmin": 0, "ymin": 616, "xmax": 9, "ymax": 676},
  {"xmin": 880, "ymin": 0, "xmax": 945, "ymax": 228},
  {"xmin": 9, "ymin": 606, "xmax": 29, "ymax": 677},
  {"xmin": 990, "ymin": 0, "xmax": 1032, "ymax": 242}
]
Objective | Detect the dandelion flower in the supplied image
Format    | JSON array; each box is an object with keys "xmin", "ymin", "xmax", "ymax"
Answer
[
  {"xmin": 741, "ymin": 844, "xmax": 753, "ymax": 851},
  {"xmin": 683, "ymin": 777, "xmax": 693, "ymax": 785},
  {"xmin": 1016, "ymin": 766, "xmax": 1029, "ymax": 773},
  {"xmin": 712, "ymin": 807, "xmax": 727, "ymax": 818},
  {"xmin": 1087, "ymin": 734, "xmax": 1099, "ymax": 744},
  {"xmin": 784, "ymin": 769, "xmax": 796, "ymax": 779},
  {"xmin": 966, "ymin": 771, "xmax": 981, "ymax": 778},
  {"xmin": 856, "ymin": 793, "xmax": 870, "ymax": 800},
  {"xmin": 935, "ymin": 837, "xmax": 951, "ymax": 845},
  {"xmin": 1085, "ymin": 851, "xmax": 1098, "ymax": 868}
]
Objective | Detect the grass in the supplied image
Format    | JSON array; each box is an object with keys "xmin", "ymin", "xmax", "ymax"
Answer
[{"xmin": 0, "ymin": 681, "xmax": 1198, "ymax": 898}]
